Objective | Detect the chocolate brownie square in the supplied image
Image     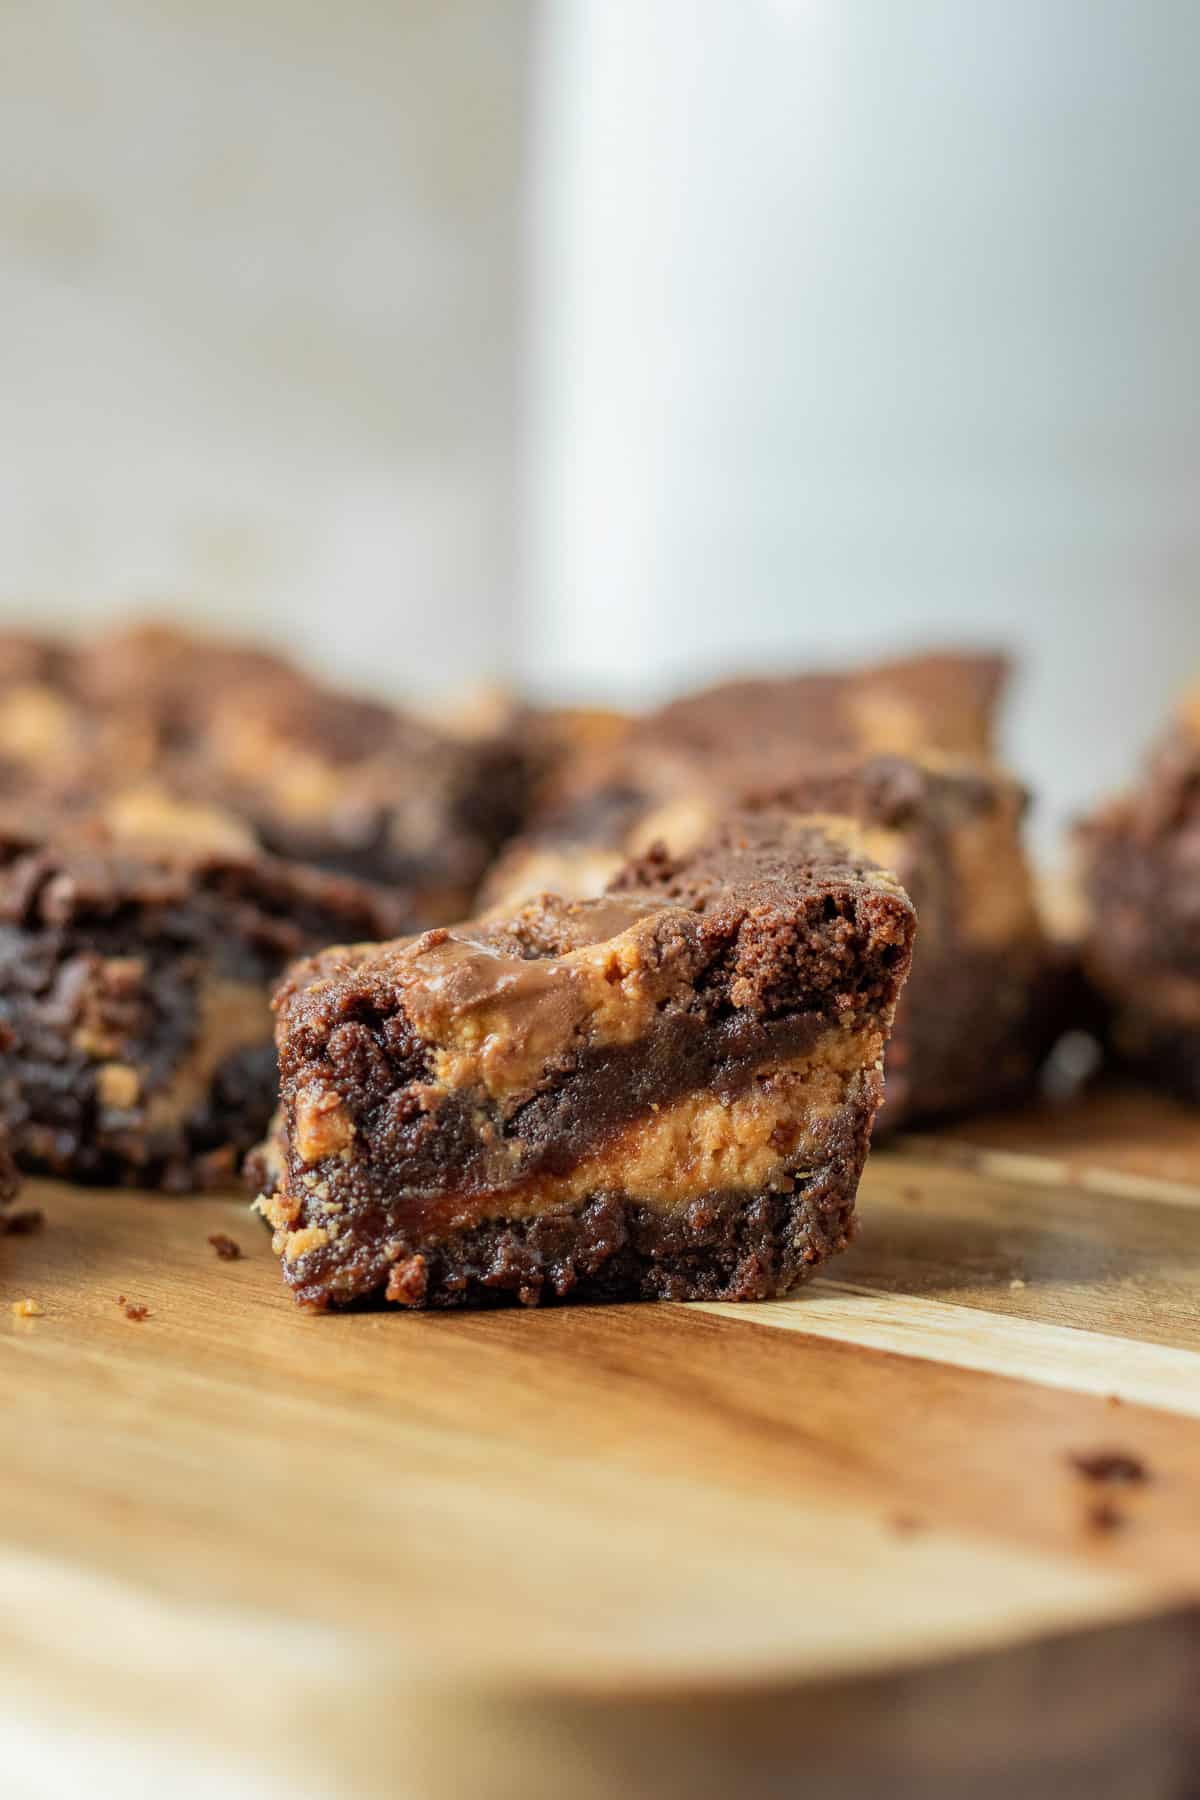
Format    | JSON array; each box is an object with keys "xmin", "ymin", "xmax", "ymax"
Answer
[
  {"xmin": 756, "ymin": 755, "xmax": 1051, "ymax": 1125},
  {"xmin": 482, "ymin": 649, "xmax": 1009, "ymax": 910},
  {"xmin": 255, "ymin": 811, "xmax": 915, "ymax": 1310},
  {"xmin": 0, "ymin": 623, "xmax": 534, "ymax": 927},
  {"xmin": 484, "ymin": 742, "xmax": 1049, "ymax": 1129},
  {"xmin": 0, "ymin": 807, "xmax": 408, "ymax": 1189},
  {"xmin": 1079, "ymin": 687, "xmax": 1200, "ymax": 1098}
]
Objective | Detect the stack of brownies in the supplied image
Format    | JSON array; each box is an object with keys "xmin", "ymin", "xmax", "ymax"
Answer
[{"xmin": 1, "ymin": 624, "xmax": 1062, "ymax": 1309}]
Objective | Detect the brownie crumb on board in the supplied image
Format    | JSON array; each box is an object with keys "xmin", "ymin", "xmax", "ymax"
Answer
[
  {"xmin": 1068, "ymin": 1449, "xmax": 1149, "ymax": 1486},
  {"xmin": 1085, "ymin": 1502, "xmax": 1127, "ymax": 1535},
  {"xmin": 116, "ymin": 1295, "xmax": 150, "ymax": 1321},
  {"xmin": 890, "ymin": 1513, "xmax": 925, "ymax": 1536},
  {"xmin": 2, "ymin": 1209, "xmax": 44, "ymax": 1237},
  {"xmin": 207, "ymin": 1232, "xmax": 242, "ymax": 1262},
  {"xmin": 10, "ymin": 1297, "xmax": 43, "ymax": 1318}
]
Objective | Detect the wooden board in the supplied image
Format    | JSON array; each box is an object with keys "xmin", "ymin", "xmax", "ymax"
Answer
[{"xmin": 3, "ymin": 1083, "xmax": 1200, "ymax": 1798}]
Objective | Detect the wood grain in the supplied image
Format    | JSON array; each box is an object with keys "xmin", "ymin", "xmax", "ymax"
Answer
[{"xmin": 2, "ymin": 1089, "xmax": 1200, "ymax": 1797}]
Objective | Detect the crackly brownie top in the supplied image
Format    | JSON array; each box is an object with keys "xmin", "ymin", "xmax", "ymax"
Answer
[
  {"xmin": 0, "ymin": 622, "xmax": 530, "ymax": 901},
  {"xmin": 747, "ymin": 749, "xmax": 1025, "ymax": 831},
  {"xmin": 277, "ymin": 813, "xmax": 914, "ymax": 1091},
  {"xmin": 0, "ymin": 806, "xmax": 407, "ymax": 950}
]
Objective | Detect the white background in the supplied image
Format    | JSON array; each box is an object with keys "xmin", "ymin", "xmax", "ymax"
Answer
[
  {"xmin": 527, "ymin": 0, "xmax": 1200, "ymax": 848},
  {"xmin": 3, "ymin": 1, "xmax": 1200, "ymax": 851},
  {"xmin": 0, "ymin": 0, "xmax": 530, "ymax": 692}
]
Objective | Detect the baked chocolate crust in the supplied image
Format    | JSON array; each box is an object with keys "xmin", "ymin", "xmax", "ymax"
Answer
[
  {"xmin": 0, "ymin": 818, "xmax": 409, "ymax": 1188},
  {"xmin": 288, "ymin": 1162, "xmax": 867, "ymax": 1313},
  {"xmin": 260, "ymin": 812, "xmax": 915, "ymax": 1310}
]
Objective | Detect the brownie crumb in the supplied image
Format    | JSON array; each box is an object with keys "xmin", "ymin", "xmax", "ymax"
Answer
[
  {"xmin": 385, "ymin": 1254, "xmax": 429, "ymax": 1307},
  {"xmin": 2, "ymin": 1209, "xmax": 45, "ymax": 1237},
  {"xmin": 208, "ymin": 1233, "xmax": 242, "ymax": 1262},
  {"xmin": 123, "ymin": 1302, "xmax": 150, "ymax": 1322},
  {"xmin": 10, "ymin": 1297, "xmax": 43, "ymax": 1318},
  {"xmin": 1068, "ymin": 1449, "xmax": 1148, "ymax": 1486},
  {"xmin": 890, "ymin": 1513, "xmax": 925, "ymax": 1535},
  {"xmin": 1086, "ymin": 1502, "xmax": 1126, "ymax": 1535}
]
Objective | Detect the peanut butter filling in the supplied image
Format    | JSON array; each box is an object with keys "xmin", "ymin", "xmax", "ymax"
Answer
[{"xmin": 442, "ymin": 1030, "xmax": 881, "ymax": 1224}]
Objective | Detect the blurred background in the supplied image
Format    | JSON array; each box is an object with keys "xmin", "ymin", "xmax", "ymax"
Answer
[{"xmin": 3, "ymin": 0, "xmax": 1200, "ymax": 851}]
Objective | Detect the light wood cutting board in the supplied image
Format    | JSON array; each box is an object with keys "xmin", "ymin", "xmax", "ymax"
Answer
[{"xmin": 2, "ymin": 1083, "xmax": 1199, "ymax": 1799}]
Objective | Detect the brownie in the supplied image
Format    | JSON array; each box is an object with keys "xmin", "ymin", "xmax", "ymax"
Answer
[
  {"xmin": 482, "ymin": 649, "xmax": 1009, "ymax": 910},
  {"xmin": 646, "ymin": 649, "xmax": 1009, "ymax": 763},
  {"xmin": 255, "ymin": 811, "xmax": 916, "ymax": 1310},
  {"xmin": 737, "ymin": 758, "xmax": 1048, "ymax": 1125},
  {"xmin": 486, "ymin": 742, "xmax": 1049, "ymax": 1128},
  {"xmin": 0, "ymin": 623, "xmax": 534, "ymax": 925},
  {"xmin": 1078, "ymin": 688, "xmax": 1200, "ymax": 1099},
  {"xmin": 0, "ymin": 808, "xmax": 409, "ymax": 1189}
]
